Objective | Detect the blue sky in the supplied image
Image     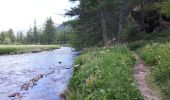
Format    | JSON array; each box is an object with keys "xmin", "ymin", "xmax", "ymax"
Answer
[{"xmin": 0, "ymin": 0, "xmax": 77, "ymax": 32}]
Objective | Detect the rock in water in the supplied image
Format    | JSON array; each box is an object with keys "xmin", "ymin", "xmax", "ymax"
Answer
[
  {"xmin": 8, "ymin": 92, "xmax": 20, "ymax": 97},
  {"xmin": 60, "ymin": 93, "xmax": 66, "ymax": 100}
]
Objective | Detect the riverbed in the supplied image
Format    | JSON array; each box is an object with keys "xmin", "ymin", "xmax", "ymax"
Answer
[{"xmin": 0, "ymin": 47, "xmax": 77, "ymax": 100}]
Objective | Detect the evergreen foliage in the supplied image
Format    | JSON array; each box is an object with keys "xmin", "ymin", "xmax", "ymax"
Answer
[
  {"xmin": 66, "ymin": 0, "xmax": 170, "ymax": 49},
  {"xmin": 42, "ymin": 17, "xmax": 56, "ymax": 44},
  {"xmin": 0, "ymin": 17, "xmax": 58, "ymax": 45}
]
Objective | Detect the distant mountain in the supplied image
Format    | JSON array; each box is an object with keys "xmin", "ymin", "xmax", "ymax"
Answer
[{"xmin": 56, "ymin": 24, "xmax": 72, "ymax": 33}]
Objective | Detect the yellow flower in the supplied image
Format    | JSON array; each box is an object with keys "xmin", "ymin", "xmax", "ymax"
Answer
[{"xmin": 85, "ymin": 75, "xmax": 97, "ymax": 87}]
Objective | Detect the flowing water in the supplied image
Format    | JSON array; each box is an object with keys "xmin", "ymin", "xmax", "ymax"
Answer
[{"xmin": 0, "ymin": 47, "xmax": 78, "ymax": 100}]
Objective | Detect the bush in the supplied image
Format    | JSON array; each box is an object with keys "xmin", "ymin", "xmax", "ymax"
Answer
[
  {"xmin": 127, "ymin": 41, "xmax": 147, "ymax": 50},
  {"xmin": 138, "ymin": 43, "xmax": 170, "ymax": 99},
  {"xmin": 4, "ymin": 38, "xmax": 11, "ymax": 45},
  {"xmin": 66, "ymin": 46, "xmax": 143, "ymax": 100},
  {"xmin": 121, "ymin": 24, "xmax": 139, "ymax": 42},
  {"xmin": 162, "ymin": 0, "xmax": 170, "ymax": 17}
]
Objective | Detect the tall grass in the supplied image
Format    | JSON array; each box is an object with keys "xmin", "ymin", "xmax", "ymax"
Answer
[
  {"xmin": 66, "ymin": 46, "xmax": 143, "ymax": 100},
  {"xmin": 0, "ymin": 45, "xmax": 60, "ymax": 55},
  {"xmin": 138, "ymin": 43, "xmax": 170, "ymax": 99}
]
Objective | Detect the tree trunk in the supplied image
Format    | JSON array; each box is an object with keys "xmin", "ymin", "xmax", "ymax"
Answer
[
  {"xmin": 100, "ymin": 11, "xmax": 108, "ymax": 46},
  {"xmin": 117, "ymin": 0, "xmax": 125, "ymax": 39},
  {"xmin": 140, "ymin": 0, "xmax": 145, "ymax": 31},
  {"xmin": 99, "ymin": 0, "xmax": 108, "ymax": 46}
]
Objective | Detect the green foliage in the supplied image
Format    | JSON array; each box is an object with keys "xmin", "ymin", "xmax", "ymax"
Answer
[
  {"xmin": 55, "ymin": 24, "xmax": 74, "ymax": 44},
  {"xmin": 138, "ymin": 43, "xmax": 170, "ymax": 99},
  {"xmin": 4, "ymin": 38, "xmax": 11, "ymax": 45},
  {"xmin": 16, "ymin": 32, "xmax": 25, "ymax": 44},
  {"xmin": 8, "ymin": 29, "xmax": 15, "ymax": 43},
  {"xmin": 66, "ymin": 46, "xmax": 143, "ymax": 100},
  {"xmin": 33, "ymin": 20, "xmax": 40, "ymax": 44},
  {"xmin": 143, "ymin": 29, "xmax": 170, "ymax": 42},
  {"xmin": 26, "ymin": 28, "xmax": 34, "ymax": 44},
  {"xmin": 0, "ymin": 18, "xmax": 59, "ymax": 45},
  {"xmin": 67, "ymin": 0, "xmax": 168, "ymax": 48},
  {"xmin": 121, "ymin": 23, "xmax": 139, "ymax": 42},
  {"xmin": 162, "ymin": 0, "xmax": 170, "ymax": 17},
  {"xmin": 124, "ymin": 28, "xmax": 170, "ymax": 50},
  {"xmin": 0, "ymin": 29, "xmax": 16, "ymax": 44},
  {"xmin": 42, "ymin": 17, "xmax": 56, "ymax": 44},
  {"xmin": 66, "ymin": 0, "xmax": 122, "ymax": 48},
  {"xmin": 127, "ymin": 41, "xmax": 147, "ymax": 50}
]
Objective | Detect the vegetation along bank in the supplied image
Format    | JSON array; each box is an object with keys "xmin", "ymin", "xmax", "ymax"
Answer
[
  {"xmin": 65, "ymin": 46, "xmax": 143, "ymax": 100},
  {"xmin": 0, "ymin": 45, "xmax": 60, "ymax": 55}
]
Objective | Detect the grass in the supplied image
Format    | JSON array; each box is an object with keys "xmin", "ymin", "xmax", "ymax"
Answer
[
  {"xmin": 138, "ymin": 43, "xmax": 170, "ymax": 100},
  {"xmin": 0, "ymin": 45, "xmax": 60, "ymax": 55},
  {"xmin": 65, "ymin": 46, "xmax": 143, "ymax": 100}
]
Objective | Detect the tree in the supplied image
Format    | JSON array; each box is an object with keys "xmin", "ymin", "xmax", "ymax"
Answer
[
  {"xmin": 0, "ymin": 32, "xmax": 5, "ymax": 44},
  {"xmin": 26, "ymin": 27, "xmax": 33, "ymax": 44},
  {"xmin": 8, "ymin": 29, "xmax": 16, "ymax": 43},
  {"xmin": 33, "ymin": 20, "xmax": 39, "ymax": 44},
  {"xmin": 43, "ymin": 17, "xmax": 56, "ymax": 44},
  {"xmin": 4, "ymin": 37, "xmax": 11, "ymax": 45},
  {"xmin": 66, "ymin": 0, "xmax": 120, "ymax": 48},
  {"xmin": 16, "ymin": 31, "xmax": 24, "ymax": 44},
  {"xmin": 117, "ymin": 0, "xmax": 125, "ymax": 39},
  {"xmin": 99, "ymin": 0, "xmax": 108, "ymax": 46}
]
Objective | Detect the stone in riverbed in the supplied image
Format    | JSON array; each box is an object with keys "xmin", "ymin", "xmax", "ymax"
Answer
[
  {"xmin": 31, "ymin": 49, "xmax": 41, "ymax": 53},
  {"xmin": 9, "ymin": 52, "xmax": 15, "ymax": 55},
  {"xmin": 21, "ymin": 74, "xmax": 44, "ymax": 90},
  {"xmin": 8, "ymin": 92, "xmax": 20, "ymax": 97}
]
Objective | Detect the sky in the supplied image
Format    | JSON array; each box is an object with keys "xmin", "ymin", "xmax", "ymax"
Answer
[{"xmin": 0, "ymin": 0, "xmax": 76, "ymax": 32}]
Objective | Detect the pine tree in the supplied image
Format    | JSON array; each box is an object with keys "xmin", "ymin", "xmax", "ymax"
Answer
[
  {"xmin": 66, "ymin": 0, "xmax": 119, "ymax": 48},
  {"xmin": 17, "ymin": 31, "xmax": 24, "ymax": 44},
  {"xmin": 26, "ymin": 28, "xmax": 33, "ymax": 44},
  {"xmin": 43, "ymin": 17, "xmax": 56, "ymax": 44},
  {"xmin": 33, "ymin": 20, "xmax": 39, "ymax": 44},
  {"xmin": 8, "ymin": 29, "xmax": 16, "ymax": 43},
  {"xmin": 0, "ymin": 32, "xmax": 5, "ymax": 44}
]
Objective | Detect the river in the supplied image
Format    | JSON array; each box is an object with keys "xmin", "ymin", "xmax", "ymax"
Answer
[{"xmin": 0, "ymin": 47, "xmax": 77, "ymax": 100}]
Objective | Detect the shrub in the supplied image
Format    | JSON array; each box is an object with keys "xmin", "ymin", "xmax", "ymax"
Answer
[
  {"xmin": 127, "ymin": 41, "xmax": 147, "ymax": 50},
  {"xmin": 162, "ymin": 0, "xmax": 170, "ymax": 17},
  {"xmin": 121, "ymin": 24, "xmax": 139, "ymax": 42}
]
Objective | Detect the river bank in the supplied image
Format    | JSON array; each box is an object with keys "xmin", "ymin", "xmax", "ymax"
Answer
[
  {"xmin": 0, "ymin": 45, "xmax": 60, "ymax": 55},
  {"xmin": 65, "ymin": 46, "xmax": 143, "ymax": 100}
]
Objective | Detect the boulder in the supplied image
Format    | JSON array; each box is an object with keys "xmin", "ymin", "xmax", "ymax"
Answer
[{"xmin": 131, "ymin": 7, "xmax": 170, "ymax": 33}]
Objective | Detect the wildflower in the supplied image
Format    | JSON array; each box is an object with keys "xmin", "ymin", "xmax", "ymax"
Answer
[
  {"xmin": 106, "ymin": 50, "xmax": 110, "ymax": 52},
  {"xmin": 74, "ymin": 64, "xmax": 80, "ymax": 68},
  {"xmin": 85, "ymin": 75, "xmax": 97, "ymax": 87}
]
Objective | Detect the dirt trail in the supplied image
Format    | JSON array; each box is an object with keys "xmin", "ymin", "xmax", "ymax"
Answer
[{"xmin": 132, "ymin": 52, "xmax": 161, "ymax": 100}]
